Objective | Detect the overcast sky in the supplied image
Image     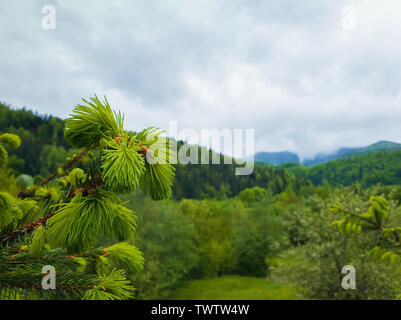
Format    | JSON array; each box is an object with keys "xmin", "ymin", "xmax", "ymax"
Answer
[{"xmin": 1, "ymin": 0, "xmax": 401, "ymax": 159}]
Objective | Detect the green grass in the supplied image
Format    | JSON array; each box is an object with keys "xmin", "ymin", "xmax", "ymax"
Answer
[{"xmin": 168, "ymin": 275, "xmax": 299, "ymax": 300}]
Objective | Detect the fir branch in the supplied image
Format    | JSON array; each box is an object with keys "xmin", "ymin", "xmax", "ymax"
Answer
[
  {"xmin": 0, "ymin": 212, "xmax": 55, "ymax": 247},
  {"xmin": 0, "ymin": 96, "xmax": 175, "ymax": 300},
  {"xmin": 64, "ymin": 95, "xmax": 124, "ymax": 149},
  {"xmin": 0, "ymin": 272, "xmax": 99, "ymax": 300},
  {"xmin": 17, "ymin": 150, "xmax": 89, "ymax": 199}
]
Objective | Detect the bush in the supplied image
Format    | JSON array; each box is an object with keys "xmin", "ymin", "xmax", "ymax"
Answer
[
  {"xmin": 126, "ymin": 194, "xmax": 198, "ymax": 299},
  {"xmin": 232, "ymin": 197, "xmax": 288, "ymax": 276},
  {"xmin": 271, "ymin": 194, "xmax": 401, "ymax": 299},
  {"xmin": 180, "ymin": 199, "xmax": 238, "ymax": 278},
  {"xmin": 16, "ymin": 174, "xmax": 34, "ymax": 190}
]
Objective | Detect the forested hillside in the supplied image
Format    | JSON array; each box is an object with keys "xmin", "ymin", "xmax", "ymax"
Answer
[
  {"xmin": 174, "ymin": 155, "xmax": 311, "ymax": 199},
  {"xmin": 280, "ymin": 150, "xmax": 401, "ymax": 187},
  {"xmin": 345, "ymin": 141, "xmax": 401, "ymax": 158},
  {"xmin": 3, "ymin": 100, "xmax": 401, "ymax": 197},
  {"xmin": 258, "ymin": 141, "xmax": 401, "ymax": 166},
  {"xmin": 0, "ymin": 102, "xmax": 311, "ymax": 200},
  {"xmin": 0, "ymin": 102, "xmax": 74, "ymax": 178}
]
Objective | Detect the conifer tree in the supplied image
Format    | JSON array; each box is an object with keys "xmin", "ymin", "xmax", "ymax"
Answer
[
  {"xmin": 331, "ymin": 195, "xmax": 401, "ymax": 298},
  {"xmin": 0, "ymin": 95, "xmax": 175, "ymax": 299}
]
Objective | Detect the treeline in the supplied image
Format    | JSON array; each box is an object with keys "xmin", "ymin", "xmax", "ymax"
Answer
[
  {"xmin": 173, "ymin": 152, "xmax": 312, "ymax": 199},
  {"xmin": 279, "ymin": 150, "xmax": 401, "ymax": 187},
  {"xmin": 0, "ymin": 102, "xmax": 311, "ymax": 200},
  {"xmin": 3, "ymin": 102, "xmax": 401, "ymax": 196},
  {"xmin": 0, "ymin": 102, "xmax": 74, "ymax": 178},
  {"xmin": 123, "ymin": 187, "xmax": 296, "ymax": 299},
  {"xmin": 124, "ymin": 182, "xmax": 401, "ymax": 299}
]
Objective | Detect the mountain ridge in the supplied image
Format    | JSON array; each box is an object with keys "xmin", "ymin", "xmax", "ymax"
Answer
[{"xmin": 255, "ymin": 140, "xmax": 401, "ymax": 166}]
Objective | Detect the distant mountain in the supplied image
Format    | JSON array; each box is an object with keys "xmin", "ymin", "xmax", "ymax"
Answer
[
  {"xmin": 256, "ymin": 141, "xmax": 401, "ymax": 166},
  {"xmin": 254, "ymin": 151, "xmax": 300, "ymax": 165},
  {"xmin": 303, "ymin": 141, "xmax": 401, "ymax": 165},
  {"xmin": 303, "ymin": 147, "xmax": 362, "ymax": 166},
  {"xmin": 344, "ymin": 140, "xmax": 401, "ymax": 157},
  {"xmin": 287, "ymin": 149, "xmax": 401, "ymax": 187}
]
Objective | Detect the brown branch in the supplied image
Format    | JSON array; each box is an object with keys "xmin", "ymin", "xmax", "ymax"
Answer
[
  {"xmin": 379, "ymin": 225, "xmax": 401, "ymax": 247},
  {"xmin": 2, "ymin": 144, "xmax": 139, "ymax": 247},
  {"xmin": 18, "ymin": 149, "xmax": 88, "ymax": 199},
  {"xmin": 1, "ymin": 174, "xmax": 105, "ymax": 247},
  {"xmin": 2, "ymin": 280, "xmax": 95, "ymax": 291},
  {"xmin": 0, "ymin": 212, "xmax": 56, "ymax": 247}
]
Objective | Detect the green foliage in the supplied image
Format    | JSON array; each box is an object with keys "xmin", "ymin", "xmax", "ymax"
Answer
[
  {"xmin": 174, "ymin": 151, "xmax": 312, "ymax": 200},
  {"xmin": 0, "ymin": 102, "xmax": 70, "ymax": 176},
  {"xmin": 39, "ymin": 145, "xmax": 77, "ymax": 177},
  {"xmin": 30, "ymin": 225, "xmax": 47, "ymax": 257},
  {"xmin": 1, "ymin": 197, "xmax": 38, "ymax": 231},
  {"xmin": 136, "ymin": 128, "xmax": 176, "ymax": 200},
  {"xmin": 0, "ymin": 168, "xmax": 18, "ymax": 195},
  {"xmin": 16, "ymin": 174, "xmax": 34, "ymax": 190},
  {"xmin": 125, "ymin": 194, "xmax": 198, "ymax": 299},
  {"xmin": 139, "ymin": 162, "xmax": 175, "ymax": 200},
  {"xmin": 104, "ymin": 242, "xmax": 144, "ymax": 274},
  {"xmin": 232, "ymin": 198, "xmax": 288, "ymax": 276},
  {"xmin": 64, "ymin": 95, "xmax": 123, "ymax": 149},
  {"xmin": 169, "ymin": 275, "xmax": 298, "ymax": 300},
  {"xmin": 0, "ymin": 192, "xmax": 15, "ymax": 229},
  {"xmin": 82, "ymin": 269, "xmax": 135, "ymax": 300},
  {"xmin": 68, "ymin": 168, "xmax": 86, "ymax": 188},
  {"xmin": 122, "ymin": 191, "xmax": 291, "ymax": 298},
  {"xmin": 284, "ymin": 150, "xmax": 401, "ymax": 187},
  {"xmin": 0, "ymin": 133, "xmax": 21, "ymax": 150},
  {"xmin": 0, "ymin": 133, "xmax": 19, "ymax": 168},
  {"xmin": 46, "ymin": 190, "xmax": 137, "ymax": 253},
  {"xmin": 239, "ymin": 186, "xmax": 267, "ymax": 206},
  {"xmin": 271, "ymin": 192, "xmax": 401, "ymax": 299},
  {"xmin": 0, "ymin": 145, "xmax": 7, "ymax": 167},
  {"xmin": 329, "ymin": 192, "xmax": 401, "ymax": 291},
  {"xmin": 180, "ymin": 199, "xmax": 236, "ymax": 277},
  {"xmin": 101, "ymin": 136, "xmax": 145, "ymax": 193}
]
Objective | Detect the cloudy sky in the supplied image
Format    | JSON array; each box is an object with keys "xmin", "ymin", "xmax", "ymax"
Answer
[{"xmin": 1, "ymin": 0, "xmax": 401, "ymax": 159}]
